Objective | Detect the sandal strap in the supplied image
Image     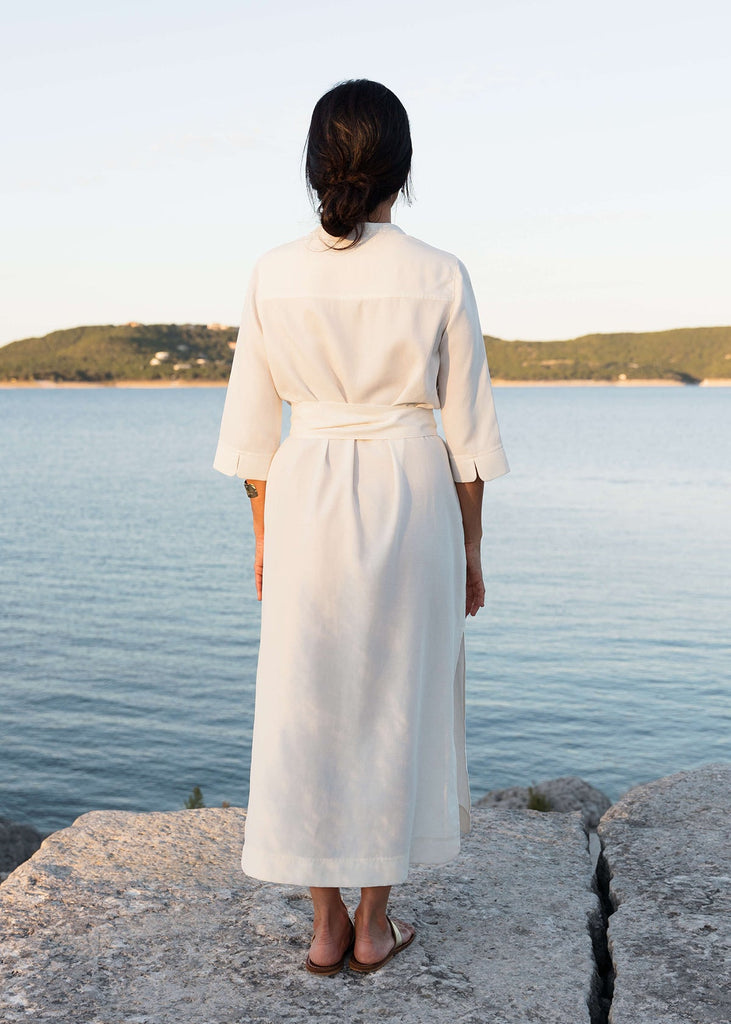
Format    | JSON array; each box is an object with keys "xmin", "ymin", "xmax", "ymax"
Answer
[{"xmin": 387, "ymin": 915, "xmax": 403, "ymax": 948}]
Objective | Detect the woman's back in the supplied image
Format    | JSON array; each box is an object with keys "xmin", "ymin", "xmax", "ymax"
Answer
[
  {"xmin": 219, "ymin": 219, "xmax": 507, "ymax": 485},
  {"xmin": 253, "ymin": 221, "xmax": 454, "ymax": 406}
]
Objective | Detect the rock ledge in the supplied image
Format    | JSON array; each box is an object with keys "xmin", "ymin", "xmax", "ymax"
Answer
[
  {"xmin": 597, "ymin": 763, "xmax": 730, "ymax": 1024},
  {"xmin": 0, "ymin": 805, "xmax": 599, "ymax": 1024}
]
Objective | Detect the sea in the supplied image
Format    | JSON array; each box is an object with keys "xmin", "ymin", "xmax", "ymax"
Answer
[{"xmin": 1, "ymin": 385, "xmax": 729, "ymax": 836}]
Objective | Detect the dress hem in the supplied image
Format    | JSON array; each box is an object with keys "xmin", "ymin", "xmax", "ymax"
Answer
[{"xmin": 241, "ymin": 835, "xmax": 461, "ymax": 887}]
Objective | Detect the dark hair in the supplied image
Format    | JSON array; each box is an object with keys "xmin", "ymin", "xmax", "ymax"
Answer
[{"xmin": 304, "ymin": 79, "xmax": 413, "ymax": 248}]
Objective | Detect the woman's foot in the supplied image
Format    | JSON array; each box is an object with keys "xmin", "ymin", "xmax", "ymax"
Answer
[
  {"xmin": 307, "ymin": 907, "xmax": 354, "ymax": 970},
  {"xmin": 352, "ymin": 909, "xmax": 415, "ymax": 966}
]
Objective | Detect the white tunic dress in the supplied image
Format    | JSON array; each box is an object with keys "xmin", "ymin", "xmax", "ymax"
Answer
[{"xmin": 213, "ymin": 220, "xmax": 509, "ymax": 887}]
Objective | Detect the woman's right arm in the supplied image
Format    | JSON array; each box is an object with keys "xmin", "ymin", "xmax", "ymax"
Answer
[
  {"xmin": 455, "ymin": 476, "xmax": 485, "ymax": 617},
  {"xmin": 435, "ymin": 257, "xmax": 508, "ymax": 617}
]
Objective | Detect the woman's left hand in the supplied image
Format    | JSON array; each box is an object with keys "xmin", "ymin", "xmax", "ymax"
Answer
[
  {"xmin": 254, "ymin": 534, "xmax": 264, "ymax": 601},
  {"xmin": 244, "ymin": 479, "xmax": 267, "ymax": 601}
]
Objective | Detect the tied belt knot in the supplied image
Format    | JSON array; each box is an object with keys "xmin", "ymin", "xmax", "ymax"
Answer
[{"xmin": 289, "ymin": 401, "xmax": 438, "ymax": 440}]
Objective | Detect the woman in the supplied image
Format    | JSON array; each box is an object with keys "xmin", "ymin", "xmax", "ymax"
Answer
[{"xmin": 213, "ymin": 79, "xmax": 509, "ymax": 975}]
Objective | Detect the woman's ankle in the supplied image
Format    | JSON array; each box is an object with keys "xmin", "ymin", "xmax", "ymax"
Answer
[{"xmin": 354, "ymin": 905, "xmax": 388, "ymax": 930}]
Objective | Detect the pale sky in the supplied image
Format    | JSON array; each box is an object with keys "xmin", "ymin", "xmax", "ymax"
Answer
[{"xmin": 2, "ymin": 0, "xmax": 729, "ymax": 346}]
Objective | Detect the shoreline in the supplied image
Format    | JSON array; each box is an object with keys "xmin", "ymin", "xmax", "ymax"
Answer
[
  {"xmin": 0, "ymin": 379, "xmax": 228, "ymax": 389},
  {"xmin": 2, "ymin": 378, "xmax": 731, "ymax": 390}
]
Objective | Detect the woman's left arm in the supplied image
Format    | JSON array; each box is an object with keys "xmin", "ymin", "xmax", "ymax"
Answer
[
  {"xmin": 213, "ymin": 259, "xmax": 282, "ymax": 480},
  {"xmin": 245, "ymin": 480, "xmax": 267, "ymax": 601},
  {"xmin": 212, "ymin": 258, "xmax": 281, "ymax": 601}
]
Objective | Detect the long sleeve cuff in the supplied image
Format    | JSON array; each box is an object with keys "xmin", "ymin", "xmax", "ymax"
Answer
[
  {"xmin": 212, "ymin": 441, "xmax": 277, "ymax": 480},
  {"xmin": 447, "ymin": 444, "xmax": 510, "ymax": 483}
]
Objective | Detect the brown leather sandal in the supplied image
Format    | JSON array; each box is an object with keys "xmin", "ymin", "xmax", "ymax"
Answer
[
  {"xmin": 305, "ymin": 917, "xmax": 355, "ymax": 976},
  {"xmin": 348, "ymin": 915, "xmax": 415, "ymax": 973}
]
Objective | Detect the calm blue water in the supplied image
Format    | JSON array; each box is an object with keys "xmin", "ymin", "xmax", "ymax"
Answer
[{"xmin": 1, "ymin": 386, "xmax": 729, "ymax": 835}]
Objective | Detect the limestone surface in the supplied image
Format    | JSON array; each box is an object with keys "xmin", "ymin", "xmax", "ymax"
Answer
[
  {"xmin": 0, "ymin": 805, "xmax": 600, "ymax": 1024},
  {"xmin": 598, "ymin": 763, "xmax": 731, "ymax": 1024},
  {"xmin": 476, "ymin": 775, "xmax": 612, "ymax": 830}
]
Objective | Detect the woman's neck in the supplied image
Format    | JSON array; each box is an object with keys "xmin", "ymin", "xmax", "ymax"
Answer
[{"xmin": 367, "ymin": 194, "xmax": 397, "ymax": 223}]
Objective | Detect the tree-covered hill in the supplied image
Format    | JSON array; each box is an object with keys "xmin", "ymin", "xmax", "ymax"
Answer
[
  {"xmin": 0, "ymin": 323, "xmax": 237, "ymax": 383},
  {"xmin": 0, "ymin": 322, "xmax": 729, "ymax": 383},
  {"xmin": 483, "ymin": 326, "xmax": 731, "ymax": 383}
]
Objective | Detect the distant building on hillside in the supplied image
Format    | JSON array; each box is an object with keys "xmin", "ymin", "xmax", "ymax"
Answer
[
  {"xmin": 154, "ymin": 351, "xmax": 169, "ymax": 360},
  {"xmin": 207, "ymin": 323, "xmax": 227, "ymax": 331}
]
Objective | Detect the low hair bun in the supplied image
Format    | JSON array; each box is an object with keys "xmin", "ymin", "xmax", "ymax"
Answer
[
  {"xmin": 319, "ymin": 177, "xmax": 375, "ymax": 239},
  {"xmin": 334, "ymin": 171, "xmax": 371, "ymax": 189},
  {"xmin": 304, "ymin": 79, "xmax": 413, "ymax": 248}
]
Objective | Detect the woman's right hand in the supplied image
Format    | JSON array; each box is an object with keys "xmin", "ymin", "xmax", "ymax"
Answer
[
  {"xmin": 464, "ymin": 541, "xmax": 485, "ymax": 616},
  {"xmin": 454, "ymin": 477, "xmax": 485, "ymax": 616}
]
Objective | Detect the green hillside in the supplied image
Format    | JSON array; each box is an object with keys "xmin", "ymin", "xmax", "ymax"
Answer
[
  {"xmin": 0, "ymin": 323, "xmax": 237, "ymax": 382},
  {"xmin": 484, "ymin": 326, "xmax": 731, "ymax": 382},
  {"xmin": 0, "ymin": 322, "xmax": 729, "ymax": 383}
]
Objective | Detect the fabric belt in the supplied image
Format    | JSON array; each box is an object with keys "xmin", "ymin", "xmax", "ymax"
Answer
[{"xmin": 289, "ymin": 401, "xmax": 438, "ymax": 440}]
